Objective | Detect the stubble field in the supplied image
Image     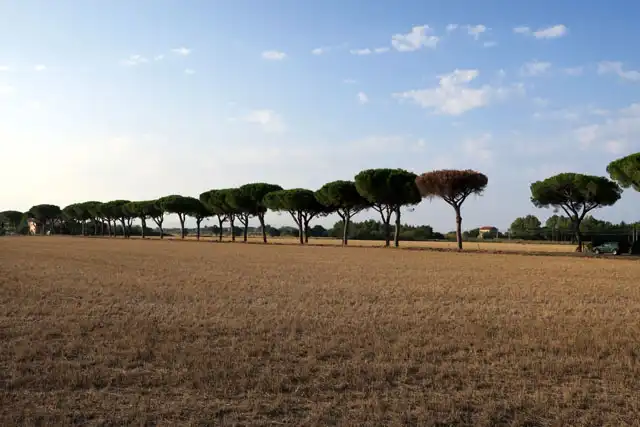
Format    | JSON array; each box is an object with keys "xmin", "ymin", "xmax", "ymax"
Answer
[{"xmin": 1, "ymin": 236, "xmax": 640, "ymax": 426}]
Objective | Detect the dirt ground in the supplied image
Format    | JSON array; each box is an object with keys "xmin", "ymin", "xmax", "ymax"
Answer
[{"xmin": 1, "ymin": 236, "xmax": 639, "ymax": 426}]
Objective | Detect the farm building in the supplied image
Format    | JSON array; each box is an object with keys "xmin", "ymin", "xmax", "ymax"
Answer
[{"xmin": 478, "ymin": 226, "xmax": 498, "ymax": 238}]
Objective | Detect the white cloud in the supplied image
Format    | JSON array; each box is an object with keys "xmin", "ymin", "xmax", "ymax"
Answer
[
  {"xmin": 357, "ymin": 92, "xmax": 369, "ymax": 104},
  {"xmin": 513, "ymin": 26, "xmax": 531, "ymax": 34},
  {"xmin": 0, "ymin": 65, "xmax": 9, "ymax": 72},
  {"xmin": 533, "ymin": 97, "xmax": 549, "ymax": 107},
  {"xmin": 391, "ymin": 25, "xmax": 439, "ymax": 52},
  {"xmin": 393, "ymin": 69, "xmax": 522, "ymax": 116},
  {"xmin": 446, "ymin": 24, "xmax": 458, "ymax": 32},
  {"xmin": 171, "ymin": 47, "xmax": 191, "ymax": 56},
  {"xmin": 597, "ymin": 61, "xmax": 640, "ymax": 82},
  {"xmin": 462, "ymin": 133, "xmax": 493, "ymax": 162},
  {"xmin": 466, "ymin": 25, "xmax": 487, "ymax": 40},
  {"xmin": 350, "ymin": 48, "xmax": 372, "ymax": 55},
  {"xmin": 343, "ymin": 78, "xmax": 358, "ymax": 84},
  {"xmin": 241, "ymin": 109, "xmax": 286, "ymax": 133},
  {"xmin": 350, "ymin": 47, "xmax": 388, "ymax": 55},
  {"xmin": 262, "ymin": 50, "xmax": 287, "ymax": 60},
  {"xmin": 573, "ymin": 102, "xmax": 640, "ymax": 153},
  {"xmin": 311, "ymin": 47, "xmax": 326, "ymax": 55},
  {"xmin": 564, "ymin": 66, "xmax": 583, "ymax": 76},
  {"xmin": 184, "ymin": 68, "xmax": 195, "ymax": 75},
  {"xmin": 533, "ymin": 25, "xmax": 568, "ymax": 39},
  {"xmin": 120, "ymin": 54, "xmax": 149, "ymax": 66},
  {"xmin": 520, "ymin": 60, "xmax": 552, "ymax": 76},
  {"xmin": 34, "ymin": 64, "xmax": 46, "ymax": 71},
  {"xmin": 514, "ymin": 25, "xmax": 568, "ymax": 39},
  {"xmin": 154, "ymin": 54, "xmax": 165, "ymax": 61},
  {"xmin": 483, "ymin": 41, "xmax": 497, "ymax": 48}
]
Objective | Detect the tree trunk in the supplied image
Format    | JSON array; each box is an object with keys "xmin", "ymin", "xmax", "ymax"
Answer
[
  {"xmin": 455, "ymin": 206, "xmax": 463, "ymax": 251},
  {"xmin": 41, "ymin": 220, "xmax": 46, "ymax": 235},
  {"xmin": 81, "ymin": 221, "xmax": 85, "ymax": 236},
  {"xmin": 574, "ymin": 220, "xmax": 583, "ymax": 252},
  {"xmin": 160, "ymin": 225, "xmax": 164, "ymax": 239},
  {"xmin": 259, "ymin": 214, "xmax": 267, "ymax": 243},
  {"xmin": 120, "ymin": 219, "xmax": 126, "ymax": 237},
  {"xmin": 196, "ymin": 219, "xmax": 201, "ymax": 240},
  {"xmin": 304, "ymin": 220, "xmax": 309, "ymax": 244},
  {"xmin": 342, "ymin": 213, "xmax": 350, "ymax": 246},
  {"xmin": 107, "ymin": 220, "xmax": 112, "ymax": 237},
  {"xmin": 141, "ymin": 218, "xmax": 146, "ymax": 238},
  {"xmin": 179, "ymin": 215, "xmax": 185, "ymax": 239},
  {"xmin": 243, "ymin": 222, "xmax": 248, "ymax": 242},
  {"xmin": 394, "ymin": 206, "xmax": 401, "ymax": 248},
  {"xmin": 230, "ymin": 216, "xmax": 236, "ymax": 242},
  {"xmin": 218, "ymin": 217, "xmax": 224, "ymax": 241},
  {"xmin": 298, "ymin": 212, "xmax": 304, "ymax": 244},
  {"xmin": 101, "ymin": 221, "xmax": 105, "ymax": 236}
]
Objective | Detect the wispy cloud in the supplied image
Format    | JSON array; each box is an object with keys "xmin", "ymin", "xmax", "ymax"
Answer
[
  {"xmin": 184, "ymin": 68, "xmax": 195, "ymax": 75},
  {"xmin": 514, "ymin": 24, "xmax": 568, "ymax": 39},
  {"xmin": 120, "ymin": 54, "xmax": 149, "ymax": 66},
  {"xmin": 171, "ymin": 47, "xmax": 191, "ymax": 56},
  {"xmin": 393, "ymin": 69, "xmax": 523, "ymax": 116},
  {"xmin": 241, "ymin": 109, "xmax": 286, "ymax": 133},
  {"xmin": 520, "ymin": 60, "xmax": 552, "ymax": 76},
  {"xmin": 446, "ymin": 24, "xmax": 458, "ymax": 32},
  {"xmin": 462, "ymin": 133, "xmax": 493, "ymax": 162},
  {"xmin": 597, "ymin": 61, "xmax": 640, "ymax": 82},
  {"xmin": 34, "ymin": 64, "xmax": 47, "ymax": 71},
  {"xmin": 564, "ymin": 66, "xmax": 583, "ymax": 76},
  {"xmin": 343, "ymin": 78, "xmax": 358, "ymax": 84},
  {"xmin": 154, "ymin": 54, "xmax": 165, "ymax": 61},
  {"xmin": 357, "ymin": 92, "xmax": 369, "ymax": 104},
  {"xmin": 466, "ymin": 24, "xmax": 487, "ymax": 40},
  {"xmin": 350, "ymin": 47, "xmax": 388, "ymax": 56},
  {"xmin": 262, "ymin": 50, "xmax": 287, "ymax": 60},
  {"xmin": 311, "ymin": 43, "xmax": 347, "ymax": 55},
  {"xmin": 0, "ymin": 65, "xmax": 9, "ymax": 72},
  {"xmin": 391, "ymin": 25, "xmax": 439, "ymax": 52},
  {"xmin": 483, "ymin": 41, "xmax": 497, "ymax": 48}
]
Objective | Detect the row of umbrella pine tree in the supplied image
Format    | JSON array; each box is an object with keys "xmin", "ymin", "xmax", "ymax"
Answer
[
  {"xmin": 2, "ymin": 168, "xmax": 489, "ymax": 249},
  {"xmin": 3, "ymin": 152, "xmax": 639, "ymax": 251}
]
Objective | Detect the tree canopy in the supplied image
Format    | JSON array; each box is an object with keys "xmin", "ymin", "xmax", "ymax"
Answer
[
  {"xmin": 607, "ymin": 152, "xmax": 640, "ymax": 192},
  {"xmin": 415, "ymin": 169, "xmax": 488, "ymax": 250},
  {"xmin": 235, "ymin": 183, "xmax": 283, "ymax": 242},
  {"xmin": 264, "ymin": 188, "xmax": 325, "ymax": 244},
  {"xmin": 354, "ymin": 168, "xmax": 421, "ymax": 247},
  {"xmin": 510, "ymin": 215, "xmax": 541, "ymax": 233},
  {"xmin": 199, "ymin": 189, "xmax": 229, "ymax": 241},
  {"xmin": 530, "ymin": 173, "xmax": 622, "ymax": 250},
  {"xmin": 0, "ymin": 210, "xmax": 24, "ymax": 229},
  {"xmin": 158, "ymin": 195, "xmax": 198, "ymax": 239},
  {"xmin": 316, "ymin": 180, "xmax": 369, "ymax": 245}
]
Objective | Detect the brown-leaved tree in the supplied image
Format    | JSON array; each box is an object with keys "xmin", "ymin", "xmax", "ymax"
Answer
[{"xmin": 415, "ymin": 169, "xmax": 488, "ymax": 250}]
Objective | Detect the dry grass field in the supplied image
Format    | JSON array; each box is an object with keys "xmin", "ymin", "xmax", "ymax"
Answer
[
  {"xmin": 1, "ymin": 236, "xmax": 640, "ymax": 426},
  {"xmin": 166, "ymin": 234, "xmax": 576, "ymax": 253}
]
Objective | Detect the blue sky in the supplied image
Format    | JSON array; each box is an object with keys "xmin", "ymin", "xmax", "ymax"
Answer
[{"xmin": 1, "ymin": 0, "xmax": 639, "ymax": 232}]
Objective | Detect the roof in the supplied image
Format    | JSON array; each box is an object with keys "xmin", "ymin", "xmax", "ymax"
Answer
[{"xmin": 479, "ymin": 226, "xmax": 497, "ymax": 230}]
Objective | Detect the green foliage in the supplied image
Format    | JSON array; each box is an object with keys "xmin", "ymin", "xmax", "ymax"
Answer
[
  {"xmin": 200, "ymin": 189, "xmax": 230, "ymax": 217},
  {"xmin": 0, "ymin": 210, "xmax": 24, "ymax": 228},
  {"xmin": 328, "ymin": 220, "xmax": 439, "ymax": 241},
  {"xmin": 234, "ymin": 183, "xmax": 283, "ymax": 215},
  {"xmin": 102, "ymin": 200, "xmax": 131, "ymax": 219},
  {"xmin": 545, "ymin": 214, "xmax": 572, "ymax": 230},
  {"xmin": 607, "ymin": 152, "xmax": 640, "ymax": 192},
  {"xmin": 157, "ymin": 195, "xmax": 193, "ymax": 215},
  {"xmin": 264, "ymin": 188, "xmax": 323, "ymax": 214},
  {"xmin": 27, "ymin": 204, "xmax": 61, "ymax": 222},
  {"xmin": 316, "ymin": 180, "xmax": 368, "ymax": 214},
  {"xmin": 354, "ymin": 168, "xmax": 421, "ymax": 208},
  {"xmin": 530, "ymin": 173, "xmax": 621, "ymax": 213},
  {"xmin": 183, "ymin": 197, "xmax": 211, "ymax": 220},
  {"xmin": 510, "ymin": 215, "xmax": 541, "ymax": 232}
]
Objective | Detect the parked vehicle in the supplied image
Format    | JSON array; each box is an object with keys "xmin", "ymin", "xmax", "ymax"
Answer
[{"xmin": 592, "ymin": 241, "xmax": 622, "ymax": 255}]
